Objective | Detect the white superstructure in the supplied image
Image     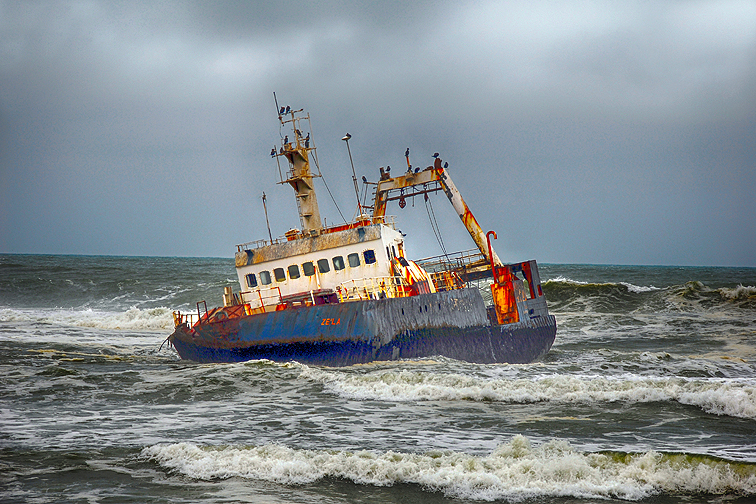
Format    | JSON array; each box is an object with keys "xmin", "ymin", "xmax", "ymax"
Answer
[{"xmin": 234, "ymin": 223, "xmax": 415, "ymax": 311}]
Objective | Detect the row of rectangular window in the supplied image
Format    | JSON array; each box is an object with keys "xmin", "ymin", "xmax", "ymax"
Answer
[{"xmin": 246, "ymin": 250, "xmax": 376, "ymax": 288}]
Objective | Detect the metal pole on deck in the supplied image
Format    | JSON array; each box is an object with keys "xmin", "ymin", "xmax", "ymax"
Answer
[
  {"xmin": 342, "ymin": 133, "xmax": 364, "ymax": 217},
  {"xmin": 262, "ymin": 192, "xmax": 273, "ymax": 245}
]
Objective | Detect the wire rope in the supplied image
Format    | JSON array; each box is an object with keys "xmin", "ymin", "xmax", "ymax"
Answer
[{"xmin": 425, "ymin": 192, "xmax": 449, "ymax": 259}]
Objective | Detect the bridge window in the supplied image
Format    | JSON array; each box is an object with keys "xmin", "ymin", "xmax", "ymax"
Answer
[
  {"xmin": 317, "ymin": 258, "xmax": 330, "ymax": 274},
  {"xmin": 332, "ymin": 256, "xmax": 345, "ymax": 271},
  {"xmin": 273, "ymin": 268, "xmax": 286, "ymax": 282},
  {"xmin": 347, "ymin": 253, "xmax": 360, "ymax": 267},
  {"xmin": 302, "ymin": 261, "xmax": 315, "ymax": 276},
  {"xmin": 259, "ymin": 270, "xmax": 271, "ymax": 285},
  {"xmin": 364, "ymin": 249, "xmax": 376, "ymax": 264},
  {"xmin": 246, "ymin": 273, "xmax": 257, "ymax": 288},
  {"xmin": 288, "ymin": 264, "xmax": 300, "ymax": 279}
]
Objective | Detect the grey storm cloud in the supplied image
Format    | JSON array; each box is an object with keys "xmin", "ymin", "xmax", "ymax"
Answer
[{"xmin": 1, "ymin": 0, "xmax": 755, "ymax": 266}]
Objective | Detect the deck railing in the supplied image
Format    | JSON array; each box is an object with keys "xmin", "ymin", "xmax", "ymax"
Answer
[
  {"xmin": 239, "ymin": 286, "xmax": 282, "ymax": 310},
  {"xmin": 235, "ymin": 216, "xmax": 398, "ymax": 253},
  {"xmin": 336, "ymin": 275, "xmax": 410, "ymax": 302},
  {"xmin": 172, "ymin": 310, "xmax": 200, "ymax": 328},
  {"xmin": 415, "ymin": 249, "xmax": 486, "ymax": 272}
]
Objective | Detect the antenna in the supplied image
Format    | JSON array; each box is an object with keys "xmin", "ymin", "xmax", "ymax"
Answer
[
  {"xmin": 342, "ymin": 133, "xmax": 364, "ymax": 217},
  {"xmin": 262, "ymin": 192, "xmax": 273, "ymax": 245}
]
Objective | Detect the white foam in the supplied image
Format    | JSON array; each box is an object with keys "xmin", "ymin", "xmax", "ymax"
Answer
[
  {"xmin": 547, "ymin": 276, "xmax": 589, "ymax": 285},
  {"xmin": 71, "ymin": 306, "xmax": 174, "ymax": 331},
  {"xmin": 620, "ymin": 282, "xmax": 660, "ymax": 293},
  {"xmin": 546, "ymin": 277, "xmax": 659, "ymax": 293},
  {"xmin": 142, "ymin": 436, "xmax": 756, "ymax": 500},
  {"xmin": 300, "ymin": 368, "xmax": 756, "ymax": 419},
  {"xmin": 0, "ymin": 306, "xmax": 174, "ymax": 331},
  {"xmin": 719, "ymin": 284, "xmax": 756, "ymax": 301},
  {"xmin": 0, "ymin": 308, "xmax": 34, "ymax": 323}
]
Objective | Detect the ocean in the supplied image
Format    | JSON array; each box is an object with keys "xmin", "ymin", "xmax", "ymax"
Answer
[{"xmin": 1, "ymin": 253, "xmax": 755, "ymax": 503}]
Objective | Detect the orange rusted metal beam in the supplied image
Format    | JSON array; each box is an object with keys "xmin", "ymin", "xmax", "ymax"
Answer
[
  {"xmin": 372, "ymin": 167, "xmax": 441, "ymax": 220},
  {"xmin": 434, "ymin": 157, "xmax": 502, "ymax": 267},
  {"xmin": 371, "ymin": 156, "xmax": 502, "ymax": 267}
]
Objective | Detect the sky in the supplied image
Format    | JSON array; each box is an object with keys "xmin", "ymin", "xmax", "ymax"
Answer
[{"xmin": 1, "ymin": 0, "xmax": 754, "ymax": 266}]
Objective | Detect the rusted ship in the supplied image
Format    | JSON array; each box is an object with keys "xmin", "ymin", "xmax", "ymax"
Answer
[{"xmin": 168, "ymin": 104, "xmax": 556, "ymax": 365}]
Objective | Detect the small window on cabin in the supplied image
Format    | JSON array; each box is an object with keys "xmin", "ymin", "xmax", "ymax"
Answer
[
  {"xmin": 363, "ymin": 249, "xmax": 376, "ymax": 264},
  {"xmin": 274, "ymin": 268, "xmax": 286, "ymax": 282},
  {"xmin": 332, "ymin": 256, "xmax": 345, "ymax": 271},
  {"xmin": 317, "ymin": 258, "xmax": 330, "ymax": 274},
  {"xmin": 302, "ymin": 261, "xmax": 315, "ymax": 276},
  {"xmin": 246, "ymin": 273, "xmax": 258, "ymax": 288},
  {"xmin": 259, "ymin": 270, "xmax": 272, "ymax": 285},
  {"xmin": 288, "ymin": 264, "xmax": 300, "ymax": 279},
  {"xmin": 347, "ymin": 253, "xmax": 360, "ymax": 268}
]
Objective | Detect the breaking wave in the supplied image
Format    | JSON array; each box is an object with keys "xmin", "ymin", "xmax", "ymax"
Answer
[
  {"xmin": 299, "ymin": 367, "xmax": 756, "ymax": 419},
  {"xmin": 719, "ymin": 284, "xmax": 756, "ymax": 301},
  {"xmin": 142, "ymin": 436, "xmax": 756, "ymax": 501},
  {"xmin": 0, "ymin": 306, "xmax": 174, "ymax": 331},
  {"xmin": 543, "ymin": 277, "xmax": 756, "ymax": 313}
]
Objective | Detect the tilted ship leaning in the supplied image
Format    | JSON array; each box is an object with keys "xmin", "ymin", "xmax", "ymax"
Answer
[{"xmin": 168, "ymin": 104, "xmax": 557, "ymax": 365}]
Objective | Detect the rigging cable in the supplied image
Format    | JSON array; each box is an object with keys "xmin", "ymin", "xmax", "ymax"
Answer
[
  {"xmin": 424, "ymin": 190, "xmax": 450, "ymax": 260},
  {"xmin": 305, "ymin": 117, "xmax": 348, "ymax": 226},
  {"xmin": 310, "ymin": 146, "xmax": 348, "ymax": 226}
]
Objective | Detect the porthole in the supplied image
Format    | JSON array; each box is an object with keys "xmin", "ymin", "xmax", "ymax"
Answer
[
  {"xmin": 303, "ymin": 261, "xmax": 315, "ymax": 276},
  {"xmin": 317, "ymin": 258, "xmax": 330, "ymax": 274},
  {"xmin": 273, "ymin": 268, "xmax": 286, "ymax": 282},
  {"xmin": 260, "ymin": 271, "xmax": 271, "ymax": 285},
  {"xmin": 332, "ymin": 256, "xmax": 345, "ymax": 271},
  {"xmin": 288, "ymin": 264, "xmax": 300, "ymax": 279},
  {"xmin": 363, "ymin": 249, "xmax": 376, "ymax": 264},
  {"xmin": 347, "ymin": 253, "xmax": 360, "ymax": 267}
]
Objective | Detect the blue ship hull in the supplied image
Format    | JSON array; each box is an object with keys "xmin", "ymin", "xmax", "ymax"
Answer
[{"xmin": 169, "ymin": 288, "xmax": 556, "ymax": 366}]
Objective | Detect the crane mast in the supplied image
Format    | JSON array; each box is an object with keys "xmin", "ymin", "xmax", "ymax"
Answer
[{"xmin": 370, "ymin": 156, "xmax": 502, "ymax": 267}]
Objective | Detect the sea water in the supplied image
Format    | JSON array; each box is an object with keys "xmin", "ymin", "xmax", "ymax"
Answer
[{"xmin": 1, "ymin": 254, "xmax": 755, "ymax": 503}]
